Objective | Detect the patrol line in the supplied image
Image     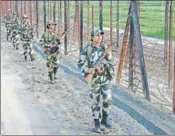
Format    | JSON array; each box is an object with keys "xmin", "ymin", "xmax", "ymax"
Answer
[
  {"xmin": 3, "ymin": 9, "xmax": 172, "ymax": 134},
  {"xmin": 2, "ymin": 25, "xmax": 172, "ymax": 135}
]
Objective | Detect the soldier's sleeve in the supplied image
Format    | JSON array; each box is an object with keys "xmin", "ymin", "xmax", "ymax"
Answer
[
  {"xmin": 77, "ymin": 46, "xmax": 89, "ymax": 76},
  {"xmin": 53, "ymin": 32, "xmax": 57, "ymax": 41}
]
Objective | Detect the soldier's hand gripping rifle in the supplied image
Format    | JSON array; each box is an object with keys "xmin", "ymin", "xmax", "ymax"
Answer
[
  {"xmin": 85, "ymin": 45, "xmax": 112, "ymax": 83},
  {"xmin": 41, "ymin": 32, "xmax": 65, "ymax": 53}
]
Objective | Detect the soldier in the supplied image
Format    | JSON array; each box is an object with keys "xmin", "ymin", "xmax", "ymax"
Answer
[
  {"xmin": 11, "ymin": 11, "xmax": 20, "ymax": 26},
  {"xmin": 4, "ymin": 9, "xmax": 13, "ymax": 41},
  {"xmin": 3, "ymin": 9, "xmax": 12, "ymax": 24},
  {"xmin": 10, "ymin": 12, "xmax": 20, "ymax": 49},
  {"xmin": 18, "ymin": 14, "xmax": 35, "ymax": 61},
  {"xmin": 77, "ymin": 29, "xmax": 114, "ymax": 133},
  {"xmin": 40, "ymin": 20, "xmax": 62, "ymax": 84}
]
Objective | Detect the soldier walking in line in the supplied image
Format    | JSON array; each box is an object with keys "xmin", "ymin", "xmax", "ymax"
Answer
[
  {"xmin": 40, "ymin": 20, "xmax": 63, "ymax": 84},
  {"xmin": 10, "ymin": 12, "xmax": 20, "ymax": 49},
  {"xmin": 3, "ymin": 9, "xmax": 13, "ymax": 41},
  {"xmin": 18, "ymin": 14, "xmax": 35, "ymax": 61},
  {"xmin": 77, "ymin": 29, "xmax": 114, "ymax": 133}
]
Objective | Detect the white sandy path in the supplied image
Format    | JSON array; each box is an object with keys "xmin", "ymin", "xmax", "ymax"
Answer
[{"xmin": 1, "ymin": 62, "xmax": 33, "ymax": 135}]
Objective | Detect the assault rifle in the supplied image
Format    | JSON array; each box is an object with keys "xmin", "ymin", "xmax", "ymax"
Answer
[
  {"xmin": 41, "ymin": 32, "xmax": 65, "ymax": 53},
  {"xmin": 85, "ymin": 44, "xmax": 113, "ymax": 83}
]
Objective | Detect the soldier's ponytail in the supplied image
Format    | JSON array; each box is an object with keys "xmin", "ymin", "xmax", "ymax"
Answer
[
  {"xmin": 47, "ymin": 24, "xmax": 50, "ymax": 29},
  {"xmin": 91, "ymin": 36, "xmax": 93, "ymax": 42}
]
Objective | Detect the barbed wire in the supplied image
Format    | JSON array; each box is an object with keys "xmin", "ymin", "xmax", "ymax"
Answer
[{"xmin": 2, "ymin": 0, "xmax": 175, "ymax": 112}]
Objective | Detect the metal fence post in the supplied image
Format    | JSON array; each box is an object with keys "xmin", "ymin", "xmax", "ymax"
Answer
[
  {"xmin": 116, "ymin": 3, "xmax": 131, "ymax": 84},
  {"xmin": 129, "ymin": 9, "xmax": 134, "ymax": 91},
  {"xmin": 131, "ymin": 0, "xmax": 150, "ymax": 101}
]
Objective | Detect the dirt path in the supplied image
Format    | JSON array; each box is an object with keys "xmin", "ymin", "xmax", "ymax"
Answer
[
  {"xmin": 1, "ymin": 66, "xmax": 33, "ymax": 135},
  {"xmin": 1, "ymin": 25, "xmax": 151, "ymax": 135}
]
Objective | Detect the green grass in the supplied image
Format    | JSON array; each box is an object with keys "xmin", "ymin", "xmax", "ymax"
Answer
[
  {"xmin": 70, "ymin": 1, "xmax": 175, "ymax": 39},
  {"xmin": 36, "ymin": 1, "xmax": 175, "ymax": 39}
]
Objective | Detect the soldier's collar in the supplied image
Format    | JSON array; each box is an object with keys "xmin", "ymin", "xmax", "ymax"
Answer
[{"xmin": 92, "ymin": 42, "xmax": 104, "ymax": 49}]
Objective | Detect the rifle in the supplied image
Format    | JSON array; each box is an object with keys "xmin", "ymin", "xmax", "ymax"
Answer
[
  {"xmin": 85, "ymin": 44, "xmax": 112, "ymax": 83},
  {"xmin": 42, "ymin": 32, "xmax": 65, "ymax": 53}
]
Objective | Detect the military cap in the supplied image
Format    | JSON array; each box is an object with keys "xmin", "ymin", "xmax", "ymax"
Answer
[
  {"xmin": 47, "ymin": 20, "xmax": 57, "ymax": 25},
  {"xmin": 91, "ymin": 28, "xmax": 104, "ymax": 37},
  {"xmin": 23, "ymin": 14, "xmax": 28, "ymax": 19}
]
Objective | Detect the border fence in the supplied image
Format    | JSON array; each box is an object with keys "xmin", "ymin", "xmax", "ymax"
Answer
[{"xmin": 1, "ymin": 0, "xmax": 175, "ymax": 114}]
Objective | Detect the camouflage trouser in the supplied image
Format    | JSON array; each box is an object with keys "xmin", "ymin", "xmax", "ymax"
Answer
[
  {"xmin": 90, "ymin": 76, "xmax": 112, "ymax": 120},
  {"xmin": 14, "ymin": 34, "xmax": 21, "ymax": 48},
  {"xmin": 22, "ymin": 41, "xmax": 34, "ymax": 60},
  {"xmin": 6, "ymin": 25, "xmax": 11, "ymax": 41},
  {"xmin": 12, "ymin": 30, "xmax": 19, "ymax": 49},
  {"xmin": 46, "ymin": 53, "xmax": 60, "ymax": 75}
]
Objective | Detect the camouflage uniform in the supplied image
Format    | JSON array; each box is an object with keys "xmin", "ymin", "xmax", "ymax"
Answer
[
  {"xmin": 11, "ymin": 13, "xmax": 20, "ymax": 31},
  {"xmin": 4, "ymin": 14, "xmax": 12, "ymax": 25},
  {"xmin": 11, "ymin": 12, "xmax": 20, "ymax": 49},
  {"xmin": 4, "ymin": 10, "xmax": 12, "ymax": 41},
  {"xmin": 40, "ymin": 21, "xmax": 60, "ymax": 83},
  {"xmin": 18, "ymin": 15, "xmax": 35, "ymax": 61},
  {"xmin": 77, "ymin": 29, "xmax": 114, "ymax": 132}
]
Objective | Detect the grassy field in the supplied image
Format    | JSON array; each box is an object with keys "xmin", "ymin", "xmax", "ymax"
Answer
[{"xmin": 37, "ymin": 1, "xmax": 175, "ymax": 39}]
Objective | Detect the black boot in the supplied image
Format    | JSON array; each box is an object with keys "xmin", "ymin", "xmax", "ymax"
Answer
[
  {"xmin": 92, "ymin": 119, "xmax": 101, "ymax": 133},
  {"xmin": 48, "ymin": 72, "xmax": 54, "ymax": 84}
]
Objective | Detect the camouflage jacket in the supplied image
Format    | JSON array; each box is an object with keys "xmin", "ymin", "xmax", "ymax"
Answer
[
  {"xmin": 18, "ymin": 22, "xmax": 33, "ymax": 41},
  {"xmin": 41, "ymin": 30, "xmax": 57, "ymax": 44},
  {"xmin": 4, "ymin": 14, "xmax": 12, "ymax": 30},
  {"xmin": 11, "ymin": 17, "xmax": 20, "ymax": 28},
  {"xmin": 4, "ymin": 14, "xmax": 12, "ymax": 24},
  {"xmin": 18, "ymin": 22, "xmax": 31, "ymax": 33},
  {"xmin": 40, "ymin": 30, "xmax": 60, "ymax": 54},
  {"xmin": 77, "ymin": 42, "xmax": 114, "ymax": 81}
]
